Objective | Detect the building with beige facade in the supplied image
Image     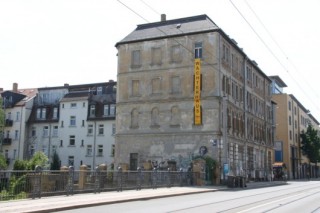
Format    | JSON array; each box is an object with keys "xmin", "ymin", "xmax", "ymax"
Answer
[
  {"xmin": 270, "ymin": 76, "xmax": 320, "ymax": 179},
  {"xmin": 115, "ymin": 14, "xmax": 275, "ymax": 182}
]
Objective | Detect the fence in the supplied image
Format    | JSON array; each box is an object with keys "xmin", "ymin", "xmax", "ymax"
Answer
[{"xmin": 0, "ymin": 167, "xmax": 205, "ymax": 201}]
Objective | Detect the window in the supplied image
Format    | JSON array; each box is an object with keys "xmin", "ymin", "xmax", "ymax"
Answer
[
  {"xmin": 61, "ymin": 121, "xmax": 64, "ymax": 127},
  {"xmin": 53, "ymin": 107, "xmax": 58, "ymax": 119},
  {"xmin": 152, "ymin": 78, "xmax": 161, "ymax": 94},
  {"xmin": 131, "ymin": 50, "xmax": 141, "ymax": 67},
  {"xmin": 71, "ymin": 103, "xmax": 77, "ymax": 108},
  {"xmin": 69, "ymin": 135, "xmax": 75, "ymax": 146},
  {"xmin": 288, "ymin": 101, "xmax": 291, "ymax": 111},
  {"xmin": 13, "ymin": 149, "xmax": 17, "ymax": 159},
  {"xmin": 88, "ymin": 124, "xmax": 93, "ymax": 135},
  {"xmin": 31, "ymin": 127, "xmax": 36, "ymax": 137},
  {"xmin": 104, "ymin": 105, "xmax": 109, "ymax": 116},
  {"xmin": 68, "ymin": 156, "xmax": 74, "ymax": 166},
  {"xmin": 194, "ymin": 42, "xmax": 202, "ymax": 59},
  {"xmin": 41, "ymin": 108, "xmax": 46, "ymax": 119},
  {"xmin": 112, "ymin": 123, "xmax": 116, "ymax": 135},
  {"xmin": 97, "ymin": 145, "xmax": 103, "ymax": 156},
  {"xmin": 289, "ymin": 130, "xmax": 292, "ymax": 140},
  {"xmin": 52, "ymin": 145, "xmax": 57, "ymax": 154},
  {"xmin": 151, "ymin": 47, "xmax": 162, "ymax": 65},
  {"xmin": 30, "ymin": 146, "xmax": 35, "ymax": 156},
  {"xmin": 43, "ymin": 126, "xmax": 49, "ymax": 137},
  {"xmin": 97, "ymin": 87, "xmax": 103, "ymax": 95},
  {"xmin": 222, "ymin": 43, "xmax": 230, "ymax": 64},
  {"xmin": 104, "ymin": 104, "xmax": 116, "ymax": 116},
  {"xmin": 86, "ymin": 145, "xmax": 92, "ymax": 156},
  {"xmin": 131, "ymin": 109, "xmax": 139, "ymax": 128},
  {"xmin": 110, "ymin": 104, "xmax": 115, "ymax": 116},
  {"xmin": 60, "ymin": 140, "xmax": 63, "ymax": 147},
  {"xmin": 81, "ymin": 140, "xmax": 84, "ymax": 147},
  {"xmin": 111, "ymin": 144, "xmax": 115, "ymax": 157},
  {"xmin": 171, "ymin": 76, "xmax": 181, "ymax": 94},
  {"xmin": 289, "ymin": 116, "xmax": 292, "ymax": 125},
  {"xmin": 130, "ymin": 153, "xmax": 138, "ymax": 170},
  {"xmin": 132, "ymin": 80, "xmax": 140, "ymax": 96},
  {"xmin": 151, "ymin": 107, "xmax": 159, "ymax": 127},
  {"xmin": 36, "ymin": 108, "xmax": 41, "ymax": 119},
  {"xmin": 36, "ymin": 108, "xmax": 46, "ymax": 119},
  {"xmin": 16, "ymin": 111, "xmax": 20, "ymax": 121},
  {"xmin": 70, "ymin": 116, "xmax": 76, "ymax": 126},
  {"xmin": 171, "ymin": 45, "xmax": 182, "ymax": 63},
  {"xmin": 90, "ymin": 105, "xmax": 96, "ymax": 117},
  {"xmin": 83, "ymin": 102, "xmax": 86, "ymax": 107},
  {"xmin": 53, "ymin": 126, "xmax": 58, "ymax": 137},
  {"xmin": 7, "ymin": 112, "xmax": 11, "ymax": 120},
  {"xmin": 98, "ymin": 124, "xmax": 104, "ymax": 135},
  {"xmin": 14, "ymin": 130, "xmax": 19, "ymax": 140}
]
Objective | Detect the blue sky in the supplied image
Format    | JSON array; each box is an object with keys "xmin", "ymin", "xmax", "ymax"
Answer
[{"xmin": 1, "ymin": 0, "xmax": 320, "ymax": 121}]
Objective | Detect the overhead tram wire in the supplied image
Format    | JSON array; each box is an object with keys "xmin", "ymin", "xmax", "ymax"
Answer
[
  {"xmin": 140, "ymin": 0, "xmax": 161, "ymax": 16},
  {"xmin": 244, "ymin": 0, "xmax": 320, "ymax": 101},
  {"xmin": 229, "ymin": 0, "xmax": 320, "ymax": 116}
]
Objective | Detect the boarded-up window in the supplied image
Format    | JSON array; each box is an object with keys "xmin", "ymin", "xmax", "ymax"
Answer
[
  {"xmin": 132, "ymin": 80, "xmax": 140, "ymax": 96},
  {"xmin": 171, "ymin": 45, "xmax": 182, "ymax": 63},
  {"xmin": 171, "ymin": 76, "xmax": 181, "ymax": 94},
  {"xmin": 152, "ymin": 78, "xmax": 161, "ymax": 94},
  {"xmin": 131, "ymin": 50, "xmax": 141, "ymax": 67},
  {"xmin": 151, "ymin": 47, "xmax": 162, "ymax": 65}
]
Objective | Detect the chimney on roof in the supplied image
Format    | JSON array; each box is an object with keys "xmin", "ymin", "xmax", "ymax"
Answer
[
  {"xmin": 0, "ymin": 88, "xmax": 3, "ymax": 92},
  {"xmin": 64, "ymin": 83, "xmax": 69, "ymax": 87},
  {"xmin": 161, "ymin": 14, "xmax": 166, "ymax": 22},
  {"xmin": 12, "ymin": 83, "xmax": 18, "ymax": 92}
]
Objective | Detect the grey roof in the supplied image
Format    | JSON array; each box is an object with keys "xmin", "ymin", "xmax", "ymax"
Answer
[{"xmin": 116, "ymin": 14, "xmax": 219, "ymax": 46}]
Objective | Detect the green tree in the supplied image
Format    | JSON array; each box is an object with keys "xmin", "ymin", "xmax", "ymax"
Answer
[
  {"xmin": 0, "ymin": 153, "xmax": 7, "ymax": 170},
  {"xmin": 50, "ymin": 151, "xmax": 60, "ymax": 170},
  {"xmin": 0, "ymin": 97, "xmax": 4, "ymax": 154},
  {"xmin": 13, "ymin": 159, "xmax": 28, "ymax": 170},
  {"xmin": 300, "ymin": 125, "xmax": 320, "ymax": 177},
  {"xmin": 27, "ymin": 151, "xmax": 49, "ymax": 170}
]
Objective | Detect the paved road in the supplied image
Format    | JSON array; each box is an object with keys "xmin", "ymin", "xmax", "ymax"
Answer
[
  {"xmin": 57, "ymin": 181, "xmax": 320, "ymax": 213},
  {"xmin": 1, "ymin": 180, "xmax": 288, "ymax": 213}
]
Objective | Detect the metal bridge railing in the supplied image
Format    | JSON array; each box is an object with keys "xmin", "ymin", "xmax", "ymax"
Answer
[{"xmin": 0, "ymin": 167, "xmax": 205, "ymax": 201}]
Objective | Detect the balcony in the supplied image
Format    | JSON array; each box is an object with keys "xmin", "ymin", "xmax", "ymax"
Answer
[
  {"xmin": 5, "ymin": 119, "xmax": 13, "ymax": 127},
  {"xmin": 3, "ymin": 138, "xmax": 12, "ymax": 145}
]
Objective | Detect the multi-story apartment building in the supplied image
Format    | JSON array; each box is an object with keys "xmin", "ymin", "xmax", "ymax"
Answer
[
  {"xmin": 0, "ymin": 83, "xmax": 37, "ymax": 169},
  {"xmin": 27, "ymin": 81, "xmax": 117, "ymax": 170},
  {"xmin": 270, "ymin": 76, "xmax": 320, "ymax": 179},
  {"xmin": 115, "ymin": 14, "xmax": 275, "ymax": 182}
]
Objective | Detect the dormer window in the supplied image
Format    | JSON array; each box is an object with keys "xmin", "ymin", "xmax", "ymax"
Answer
[
  {"xmin": 36, "ymin": 108, "xmax": 46, "ymax": 120},
  {"xmin": 90, "ymin": 105, "xmax": 96, "ymax": 117}
]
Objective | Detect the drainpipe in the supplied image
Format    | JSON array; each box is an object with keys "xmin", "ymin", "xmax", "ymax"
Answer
[{"xmin": 93, "ymin": 121, "xmax": 97, "ymax": 170}]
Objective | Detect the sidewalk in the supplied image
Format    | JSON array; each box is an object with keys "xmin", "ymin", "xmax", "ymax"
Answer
[{"xmin": 1, "ymin": 181, "xmax": 287, "ymax": 213}]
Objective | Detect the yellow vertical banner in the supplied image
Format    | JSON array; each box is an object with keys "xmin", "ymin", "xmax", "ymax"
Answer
[{"xmin": 194, "ymin": 58, "xmax": 201, "ymax": 125}]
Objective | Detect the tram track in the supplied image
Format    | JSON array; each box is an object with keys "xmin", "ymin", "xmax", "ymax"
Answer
[{"xmin": 170, "ymin": 181, "xmax": 320, "ymax": 213}]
